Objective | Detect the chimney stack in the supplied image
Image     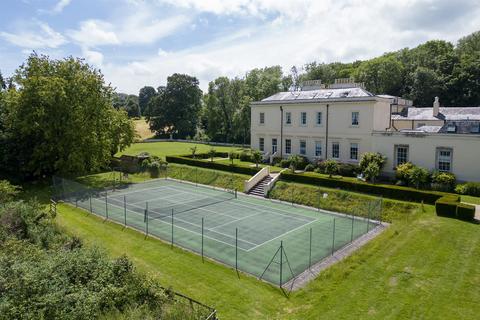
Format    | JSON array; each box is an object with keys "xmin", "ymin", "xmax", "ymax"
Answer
[{"xmin": 433, "ymin": 96, "xmax": 440, "ymax": 117}]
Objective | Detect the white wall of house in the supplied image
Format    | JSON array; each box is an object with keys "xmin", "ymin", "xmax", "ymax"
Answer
[
  {"xmin": 250, "ymin": 98, "xmax": 391, "ymax": 163},
  {"xmin": 372, "ymin": 132, "xmax": 480, "ymax": 182}
]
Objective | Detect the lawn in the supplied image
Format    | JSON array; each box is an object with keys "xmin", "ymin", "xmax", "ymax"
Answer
[
  {"xmin": 56, "ymin": 202, "xmax": 480, "ymax": 319},
  {"xmin": 117, "ymin": 141, "xmax": 244, "ymax": 159},
  {"xmin": 133, "ymin": 118, "xmax": 155, "ymax": 140},
  {"xmin": 208, "ymin": 158, "xmax": 284, "ymax": 173}
]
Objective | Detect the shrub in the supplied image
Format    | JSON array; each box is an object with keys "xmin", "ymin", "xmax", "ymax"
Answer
[
  {"xmin": 140, "ymin": 156, "xmax": 167, "ymax": 178},
  {"xmin": 395, "ymin": 162, "xmax": 415, "ymax": 183},
  {"xmin": 0, "ymin": 180, "xmax": 20, "ymax": 204},
  {"xmin": 280, "ymin": 171, "xmax": 445, "ymax": 204},
  {"xmin": 279, "ymin": 159, "xmax": 291, "ymax": 168},
  {"xmin": 363, "ymin": 162, "xmax": 380, "ymax": 183},
  {"xmin": 251, "ymin": 150, "xmax": 263, "ymax": 168},
  {"xmin": 239, "ymin": 150, "xmax": 252, "ymax": 162},
  {"xmin": 304, "ymin": 164, "xmax": 315, "ymax": 172},
  {"xmin": 337, "ymin": 163, "xmax": 360, "ymax": 177},
  {"xmin": 359, "ymin": 152, "xmax": 387, "ymax": 172},
  {"xmin": 435, "ymin": 195, "xmax": 460, "ymax": 218},
  {"xmin": 456, "ymin": 203, "xmax": 476, "ymax": 221},
  {"xmin": 323, "ymin": 159, "xmax": 339, "ymax": 178},
  {"xmin": 455, "ymin": 182, "xmax": 480, "ymax": 196},
  {"xmin": 207, "ymin": 148, "xmax": 216, "ymax": 162},
  {"xmin": 408, "ymin": 166, "xmax": 430, "ymax": 189},
  {"xmin": 166, "ymin": 155, "xmax": 260, "ymax": 175},
  {"xmin": 431, "ymin": 171, "xmax": 456, "ymax": 191}
]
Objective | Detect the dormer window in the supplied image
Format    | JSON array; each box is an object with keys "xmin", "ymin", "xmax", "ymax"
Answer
[{"xmin": 447, "ymin": 124, "xmax": 456, "ymax": 133}]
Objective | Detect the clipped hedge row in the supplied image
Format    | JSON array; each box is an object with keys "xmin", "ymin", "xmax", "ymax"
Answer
[
  {"xmin": 279, "ymin": 171, "xmax": 445, "ymax": 204},
  {"xmin": 187, "ymin": 152, "xmax": 230, "ymax": 159},
  {"xmin": 435, "ymin": 195, "xmax": 460, "ymax": 218},
  {"xmin": 435, "ymin": 194, "xmax": 476, "ymax": 221},
  {"xmin": 165, "ymin": 155, "xmax": 261, "ymax": 175}
]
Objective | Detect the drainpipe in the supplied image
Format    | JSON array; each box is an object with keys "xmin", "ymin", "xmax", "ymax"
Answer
[
  {"xmin": 325, "ymin": 104, "xmax": 329, "ymax": 160},
  {"xmin": 280, "ymin": 106, "xmax": 283, "ymax": 158}
]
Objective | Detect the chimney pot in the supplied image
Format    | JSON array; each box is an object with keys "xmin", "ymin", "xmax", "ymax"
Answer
[{"xmin": 433, "ymin": 96, "xmax": 440, "ymax": 117}]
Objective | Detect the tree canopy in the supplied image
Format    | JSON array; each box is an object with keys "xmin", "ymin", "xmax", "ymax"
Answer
[
  {"xmin": 0, "ymin": 54, "xmax": 135, "ymax": 180},
  {"xmin": 145, "ymin": 73, "xmax": 202, "ymax": 139}
]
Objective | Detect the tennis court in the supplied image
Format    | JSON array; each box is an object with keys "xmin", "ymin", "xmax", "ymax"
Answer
[{"xmin": 54, "ymin": 177, "xmax": 381, "ymax": 288}]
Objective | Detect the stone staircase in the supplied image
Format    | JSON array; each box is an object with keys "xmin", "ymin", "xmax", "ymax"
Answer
[{"xmin": 247, "ymin": 175, "xmax": 273, "ymax": 197}]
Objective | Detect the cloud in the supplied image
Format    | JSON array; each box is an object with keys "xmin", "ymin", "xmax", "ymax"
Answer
[
  {"xmin": 52, "ymin": 0, "xmax": 72, "ymax": 13},
  {"xmin": 83, "ymin": 49, "xmax": 104, "ymax": 66},
  {"xmin": 68, "ymin": 20, "xmax": 120, "ymax": 47},
  {"xmin": 101, "ymin": 0, "xmax": 480, "ymax": 94},
  {"xmin": 0, "ymin": 21, "xmax": 67, "ymax": 49}
]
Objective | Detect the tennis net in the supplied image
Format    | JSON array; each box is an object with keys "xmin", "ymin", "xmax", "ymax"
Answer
[{"xmin": 147, "ymin": 189, "xmax": 237, "ymax": 221}]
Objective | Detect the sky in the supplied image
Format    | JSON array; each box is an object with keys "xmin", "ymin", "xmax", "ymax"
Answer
[{"xmin": 1, "ymin": 0, "xmax": 479, "ymax": 94}]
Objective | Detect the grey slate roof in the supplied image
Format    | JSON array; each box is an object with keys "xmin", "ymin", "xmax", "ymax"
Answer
[
  {"xmin": 392, "ymin": 107, "xmax": 480, "ymax": 121},
  {"xmin": 259, "ymin": 87, "xmax": 374, "ymax": 102},
  {"xmin": 438, "ymin": 121, "xmax": 480, "ymax": 134},
  {"xmin": 414, "ymin": 125, "xmax": 443, "ymax": 133}
]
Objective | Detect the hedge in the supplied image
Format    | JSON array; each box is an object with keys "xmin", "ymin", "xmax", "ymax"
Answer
[
  {"xmin": 435, "ymin": 195, "xmax": 460, "ymax": 218},
  {"xmin": 456, "ymin": 203, "xmax": 476, "ymax": 221},
  {"xmin": 165, "ymin": 155, "xmax": 261, "ymax": 175},
  {"xmin": 279, "ymin": 171, "xmax": 445, "ymax": 204}
]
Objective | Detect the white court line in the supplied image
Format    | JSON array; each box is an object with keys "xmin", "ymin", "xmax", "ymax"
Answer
[
  {"xmin": 91, "ymin": 197, "xmax": 255, "ymax": 251},
  {"xmin": 245, "ymin": 218, "xmax": 321, "ymax": 252},
  {"xmin": 101, "ymin": 197, "xmax": 258, "ymax": 247},
  {"xmin": 209, "ymin": 211, "xmax": 263, "ymax": 231},
  {"xmin": 128, "ymin": 189, "xmax": 190, "ymax": 205},
  {"xmin": 108, "ymin": 185, "xmax": 174, "ymax": 198},
  {"xmin": 166, "ymin": 183, "xmax": 314, "ymax": 223}
]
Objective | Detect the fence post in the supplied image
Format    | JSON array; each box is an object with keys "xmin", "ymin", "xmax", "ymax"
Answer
[
  {"xmin": 201, "ymin": 217, "xmax": 204, "ymax": 262},
  {"xmin": 195, "ymin": 168, "xmax": 198, "ymax": 187},
  {"xmin": 331, "ymin": 218, "xmax": 336, "ymax": 256},
  {"xmin": 89, "ymin": 196, "xmax": 92, "ymax": 213},
  {"xmin": 145, "ymin": 203, "xmax": 149, "ymax": 237},
  {"xmin": 235, "ymin": 228, "xmax": 238, "ymax": 274},
  {"xmin": 317, "ymin": 187, "xmax": 321, "ymax": 211},
  {"xmin": 279, "ymin": 241, "xmax": 283, "ymax": 288},
  {"xmin": 351, "ymin": 215, "xmax": 354, "ymax": 242},
  {"xmin": 291, "ymin": 187, "xmax": 294, "ymax": 206},
  {"xmin": 105, "ymin": 193, "xmax": 108, "ymax": 220},
  {"xmin": 124, "ymin": 196, "xmax": 127, "ymax": 226},
  {"xmin": 366, "ymin": 201, "xmax": 371, "ymax": 232},
  {"xmin": 171, "ymin": 209, "xmax": 174, "ymax": 248},
  {"xmin": 75, "ymin": 198, "xmax": 78, "ymax": 208},
  {"xmin": 309, "ymin": 227, "xmax": 312, "ymax": 269}
]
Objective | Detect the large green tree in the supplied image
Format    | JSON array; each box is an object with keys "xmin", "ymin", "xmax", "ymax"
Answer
[
  {"xmin": 0, "ymin": 54, "xmax": 135, "ymax": 179},
  {"xmin": 145, "ymin": 73, "xmax": 202, "ymax": 139},
  {"xmin": 138, "ymin": 86, "xmax": 156, "ymax": 115},
  {"xmin": 354, "ymin": 54, "xmax": 404, "ymax": 95}
]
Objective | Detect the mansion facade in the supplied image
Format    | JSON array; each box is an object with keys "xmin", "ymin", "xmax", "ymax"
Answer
[{"xmin": 250, "ymin": 80, "xmax": 480, "ymax": 182}]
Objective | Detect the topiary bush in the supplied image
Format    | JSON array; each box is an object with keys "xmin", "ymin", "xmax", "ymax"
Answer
[
  {"xmin": 435, "ymin": 195, "xmax": 460, "ymax": 218},
  {"xmin": 431, "ymin": 171, "xmax": 456, "ymax": 192},
  {"xmin": 408, "ymin": 166, "xmax": 431, "ymax": 189},
  {"xmin": 455, "ymin": 182, "xmax": 480, "ymax": 196},
  {"xmin": 304, "ymin": 164, "xmax": 315, "ymax": 172},
  {"xmin": 359, "ymin": 152, "xmax": 386, "ymax": 172},
  {"xmin": 456, "ymin": 203, "xmax": 476, "ymax": 221},
  {"xmin": 395, "ymin": 162, "xmax": 415, "ymax": 184},
  {"xmin": 337, "ymin": 163, "xmax": 360, "ymax": 177}
]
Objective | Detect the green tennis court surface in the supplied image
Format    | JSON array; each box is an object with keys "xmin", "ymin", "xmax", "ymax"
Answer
[{"xmin": 55, "ymin": 177, "xmax": 380, "ymax": 288}]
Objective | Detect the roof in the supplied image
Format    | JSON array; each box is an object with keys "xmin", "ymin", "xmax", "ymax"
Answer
[
  {"xmin": 253, "ymin": 87, "xmax": 376, "ymax": 105},
  {"xmin": 438, "ymin": 121, "xmax": 480, "ymax": 134},
  {"xmin": 414, "ymin": 125, "xmax": 443, "ymax": 133},
  {"xmin": 392, "ymin": 107, "xmax": 480, "ymax": 121}
]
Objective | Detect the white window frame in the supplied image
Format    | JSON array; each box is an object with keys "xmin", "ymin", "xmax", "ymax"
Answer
[
  {"xmin": 271, "ymin": 138, "xmax": 277, "ymax": 153},
  {"xmin": 316, "ymin": 112, "xmax": 322, "ymax": 126},
  {"xmin": 285, "ymin": 112, "xmax": 292, "ymax": 125},
  {"xmin": 300, "ymin": 112, "xmax": 307, "ymax": 126},
  {"xmin": 436, "ymin": 147, "xmax": 453, "ymax": 172},
  {"xmin": 315, "ymin": 141, "xmax": 322, "ymax": 157},
  {"xmin": 299, "ymin": 140, "xmax": 306, "ymax": 155},
  {"xmin": 351, "ymin": 111, "xmax": 359, "ymax": 126},
  {"xmin": 259, "ymin": 112, "xmax": 265, "ymax": 125},
  {"xmin": 285, "ymin": 139, "xmax": 291, "ymax": 154},
  {"xmin": 394, "ymin": 145, "xmax": 409, "ymax": 167},
  {"xmin": 350, "ymin": 143, "xmax": 359, "ymax": 161},
  {"xmin": 332, "ymin": 142, "xmax": 340, "ymax": 159},
  {"xmin": 259, "ymin": 137, "xmax": 264, "ymax": 152}
]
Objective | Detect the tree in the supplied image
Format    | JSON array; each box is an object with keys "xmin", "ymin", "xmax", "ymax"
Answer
[
  {"xmin": 125, "ymin": 95, "xmax": 140, "ymax": 118},
  {"xmin": 457, "ymin": 31, "xmax": 480, "ymax": 57},
  {"xmin": 359, "ymin": 152, "xmax": 386, "ymax": 173},
  {"xmin": 0, "ymin": 180, "xmax": 20, "ymax": 204},
  {"xmin": 408, "ymin": 166, "xmax": 430, "ymax": 189},
  {"xmin": 363, "ymin": 162, "xmax": 380, "ymax": 183},
  {"xmin": 208, "ymin": 148, "xmax": 216, "ymax": 162},
  {"xmin": 252, "ymin": 150, "xmax": 263, "ymax": 169},
  {"xmin": 323, "ymin": 159, "xmax": 339, "ymax": 178},
  {"xmin": 354, "ymin": 54, "xmax": 404, "ymax": 95},
  {"xmin": 146, "ymin": 74, "xmax": 202, "ymax": 139},
  {"xmin": 288, "ymin": 154, "xmax": 302, "ymax": 173},
  {"xmin": 190, "ymin": 146, "xmax": 197, "ymax": 159},
  {"xmin": 409, "ymin": 67, "xmax": 443, "ymax": 106},
  {"xmin": 0, "ymin": 54, "xmax": 135, "ymax": 179},
  {"xmin": 138, "ymin": 86, "xmax": 156, "ymax": 115},
  {"xmin": 0, "ymin": 70, "xmax": 5, "ymax": 90}
]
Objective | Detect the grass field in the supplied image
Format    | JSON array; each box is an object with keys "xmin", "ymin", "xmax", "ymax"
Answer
[
  {"xmin": 56, "ymin": 202, "xmax": 480, "ymax": 319},
  {"xmin": 117, "ymin": 141, "xmax": 243, "ymax": 159},
  {"xmin": 133, "ymin": 118, "xmax": 155, "ymax": 140}
]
